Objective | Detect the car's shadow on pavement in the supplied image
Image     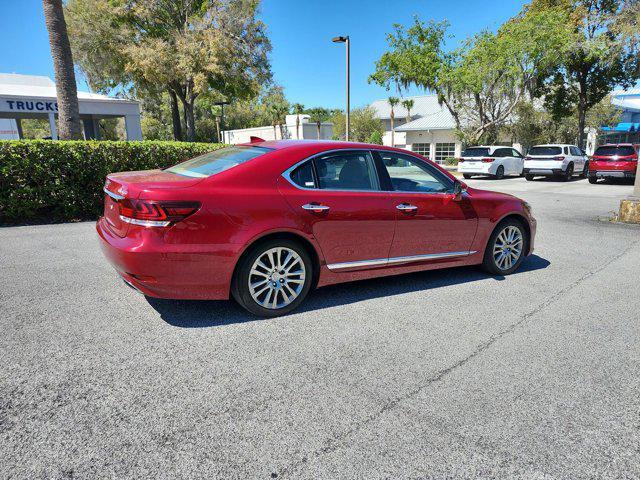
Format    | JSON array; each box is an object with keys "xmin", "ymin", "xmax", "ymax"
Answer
[{"xmin": 146, "ymin": 254, "xmax": 550, "ymax": 328}]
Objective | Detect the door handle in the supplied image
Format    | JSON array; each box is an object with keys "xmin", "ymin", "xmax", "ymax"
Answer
[
  {"xmin": 396, "ymin": 203, "xmax": 418, "ymax": 212},
  {"xmin": 302, "ymin": 203, "xmax": 330, "ymax": 213}
]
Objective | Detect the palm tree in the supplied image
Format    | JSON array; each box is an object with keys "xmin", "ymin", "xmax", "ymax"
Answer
[
  {"xmin": 42, "ymin": 0, "xmax": 83, "ymax": 140},
  {"xmin": 388, "ymin": 97, "xmax": 399, "ymax": 147},
  {"xmin": 269, "ymin": 103, "xmax": 288, "ymax": 139},
  {"xmin": 291, "ymin": 103, "xmax": 305, "ymax": 139},
  {"xmin": 401, "ymin": 99, "xmax": 414, "ymax": 124}
]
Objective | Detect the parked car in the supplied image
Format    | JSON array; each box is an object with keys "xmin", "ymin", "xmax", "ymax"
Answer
[
  {"xmin": 523, "ymin": 144, "xmax": 587, "ymax": 181},
  {"xmin": 587, "ymin": 143, "xmax": 638, "ymax": 184},
  {"xmin": 457, "ymin": 145, "xmax": 524, "ymax": 179},
  {"xmin": 97, "ymin": 140, "xmax": 537, "ymax": 317}
]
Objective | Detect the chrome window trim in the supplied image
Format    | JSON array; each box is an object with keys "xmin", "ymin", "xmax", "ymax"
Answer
[
  {"xmin": 281, "ymin": 148, "xmax": 456, "ymax": 195},
  {"xmin": 103, "ymin": 187, "xmax": 124, "ymax": 200},
  {"xmin": 327, "ymin": 250, "xmax": 477, "ymax": 271}
]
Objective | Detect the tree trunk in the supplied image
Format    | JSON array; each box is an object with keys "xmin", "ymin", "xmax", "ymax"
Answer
[
  {"xmin": 273, "ymin": 124, "xmax": 277, "ymax": 139},
  {"xmin": 169, "ymin": 90, "xmax": 182, "ymax": 141},
  {"xmin": 316, "ymin": 121, "xmax": 321, "ymax": 139},
  {"xmin": 577, "ymin": 92, "xmax": 587, "ymax": 150},
  {"xmin": 42, "ymin": 0, "xmax": 83, "ymax": 140},
  {"xmin": 183, "ymin": 99, "xmax": 195, "ymax": 142},
  {"xmin": 215, "ymin": 116, "xmax": 221, "ymax": 143},
  {"xmin": 296, "ymin": 116, "xmax": 300, "ymax": 139}
]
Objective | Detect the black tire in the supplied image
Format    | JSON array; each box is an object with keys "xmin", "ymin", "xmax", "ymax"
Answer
[
  {"xmin": 588, "ymin": 176, "xmax": 598, "ymax": 184},
  {"xmin": 482, "ymin": 218, "xmax": 529, "ymax": 276},
  {"xmin": 494, "ymin": 165, "xmax": 505, "ymax": 180},
  {"xmin": 525, "ymin": 174, "xmax": 534, "ymax": 181},
  {"xmin": 463, "ymin": 174, "xmax": 473, "ymax": 179},
  {"xmin": 581, "ymin": 162, "xmax": 589, "ymax": 178},
  {"xmin": 562, "ymin": 163, "xmax": 574, "ymax": 181},
  {"xmin": 231, "ymin": 238, "xmax": 313, "ymax": 317}
]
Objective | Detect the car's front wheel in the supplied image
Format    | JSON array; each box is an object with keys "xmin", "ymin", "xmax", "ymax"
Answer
[
  {"xmin": 232, "ymin": 239, "xmax": 313, "ymax": 317},
  {"xmin": 482, "ymin": 219, "xmax": 528, "ymax": 275},
  {"xmin": 525, "ymin": 174, "xmax": 534, "ymax": 181},
  {"xmin": 463, "ymin": 173, "xmax": 473, "ymax": 179},
  {"xmin": 588, "ymin": 176, "xmax": 598, "ymax": 184}
]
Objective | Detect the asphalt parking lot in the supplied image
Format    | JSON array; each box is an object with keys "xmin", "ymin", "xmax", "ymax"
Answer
[{"xmin": 1, "ymin": 176, "xmax": 639, "ymax": 479}]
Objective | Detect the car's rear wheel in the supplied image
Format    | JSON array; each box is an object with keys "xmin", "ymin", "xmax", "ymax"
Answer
[
  {"xmin": 494, "ymin": 165, "xmax": 505, "ymax": 180},
  {"xmin": 482, "ymin": 219, "xmax": 528, "ymax": 275},
  {"xmin": 581, "ymin": 162, "xmax": 589, "ymax": 178},
  {"xmin": 463, "ymin": 173, "xmax": 472, "ymax": 179},
  {"xmin": 588, "ymin": 176, "xmax": 598, "ymax": 184},
  {"xmin": 232, "ymin": 239, "xmax": 313, "ymax": 317},
  {"xmin": 525, "ymin": 174, "xmax": 534, "ymax": 181},
  {"xmin": 562, "ymin": 163, "xmax": 574, "ymax": 181}
]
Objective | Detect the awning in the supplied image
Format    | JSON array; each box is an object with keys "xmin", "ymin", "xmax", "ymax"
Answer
[{"xmin": 601, "ymin": 122, "xmax": 640, "ymax": 132}]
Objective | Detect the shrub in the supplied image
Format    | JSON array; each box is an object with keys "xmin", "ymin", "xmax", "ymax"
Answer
[
  {"xmin": 0, "ymin": 140, "xmax": 224, "ymax": 225},
  {"xmin": 444, "ymin": 157, "xmax": 458, "ymax": 166}
]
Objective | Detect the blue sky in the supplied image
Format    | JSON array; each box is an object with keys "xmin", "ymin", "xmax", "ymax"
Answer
[{"xmin": 0, "ymin": 0, "xmax": 526, "ymax": 109}]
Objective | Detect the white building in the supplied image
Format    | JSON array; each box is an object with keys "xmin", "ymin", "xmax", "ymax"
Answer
[
  {"xmin": 222, "ymin": 114, "xmax": 333, "ymax": 144},
  {"xmin": 370, "ymin": 95, "xmax": 462, "ymax": 164},
  {"xmin": 0, "ymin": 73, "xmax": 142, "ymax": 140},
  {"xmin": 600, "ymin": 89, "xmax": 640, "ymax": 144}
]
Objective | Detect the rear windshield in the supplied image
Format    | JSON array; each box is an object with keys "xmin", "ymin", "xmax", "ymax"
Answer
[
  {"xmin": 166, "ymin": 146, "xmax": 272, "ymax": 178},
  {"xmin": 594, "ymin": 145, "xmax": 636, "ymax": 157},
  {"xmin": 528, "ymin": 146, "xmax": 562, "ymax": 156},
  {"xmin": 461, "ymin": 147, "xmax": 490, "ymax": 157}
]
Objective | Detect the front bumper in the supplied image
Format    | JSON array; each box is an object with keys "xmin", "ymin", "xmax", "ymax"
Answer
[{"xmin": 96, "ymin": 217, "xmax": 238, "ymax": 300}]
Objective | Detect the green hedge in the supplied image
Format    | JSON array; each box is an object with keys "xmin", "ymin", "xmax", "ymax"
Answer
[{"xmin": 0, "ymin": 140, "xmax": 224, "ymax": 225}]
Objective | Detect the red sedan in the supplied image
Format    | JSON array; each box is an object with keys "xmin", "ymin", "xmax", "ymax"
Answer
[{"xmin": 97, "ymin": 140, "xmax": 536, "ymax": 316}]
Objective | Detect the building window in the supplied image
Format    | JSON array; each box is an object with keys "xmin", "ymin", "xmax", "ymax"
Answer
[
  {"xmin": 435, "ymin": 143, "xmax": 456, "ymax": 164},
  {"xmin": 412, "ymin": 143, "xmax": 430, "ymax": 157}
]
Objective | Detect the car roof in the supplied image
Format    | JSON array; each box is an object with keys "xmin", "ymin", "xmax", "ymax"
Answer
[
  {"xmin": 237, "ymin": 139, "xmax": 422, "ymax": 154},
  {"xmin": 598, "ymin": 143, "xmax": 634, "ymax": 147},
  {"xmin": 531, "ymin": 144, "xmax": 576, "ymax": 147}
]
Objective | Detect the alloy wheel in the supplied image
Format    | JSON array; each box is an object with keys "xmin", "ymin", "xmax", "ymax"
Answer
[
  {"xmin": 248, "ymin": 247, "xmax": 306, "ymax": 309},
  {"xmin": 493, "ymin": 225, "xmax": 523, "ymax": 271}
]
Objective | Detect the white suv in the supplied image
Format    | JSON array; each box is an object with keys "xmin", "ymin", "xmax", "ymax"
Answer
[
  {"xmin": 457, "ymin": 145, "xmax": 524, "ymax": 179},
  {"xmin": 524, "ymin": 144, "xmax": 587, "ymax": 181}
]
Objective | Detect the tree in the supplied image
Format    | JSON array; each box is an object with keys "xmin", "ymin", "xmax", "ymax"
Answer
[
  {"xmin": 42, "ymin": 0, "xmax": 83, "ymax": 140},
  {"xmin": 387, "ymin": 96, "xmax": 399, "ymax": 146},
  {"xmin": 369, "ymin": 12, "xmax": 570, "ymax": 144},
  {"xmin": 401, "ymin": 99, "xmax": 414, "ymax": 124},
  {"xmin": 65, "ymin": 0, "xmax": 272, "ymax": 141},
  {"xmin": 331, "ymin": 107, "xmax": 383, "ymax": 142},
  {"xmin": 531, "ymin": 0, "xmax": 639, "ymax": 148},
  {"xmin": 291, "ymin": 103, "xmax": 305, "ymax": 139},
  {"xmin": 306, "ymin": 107, "xmax": 339, "ymax": 139},
  {"xmin": 368, "ymin": 130, "xmax": 383, "ymax": 145},
  {"xmin": 268, "ymin": 102, "xmax": 288, "ymax": 139}
]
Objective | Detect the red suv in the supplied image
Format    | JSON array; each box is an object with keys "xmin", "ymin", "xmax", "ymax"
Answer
[{"xmin": 588, "ymin": 144, "xmax": 638, "ymax": 184}]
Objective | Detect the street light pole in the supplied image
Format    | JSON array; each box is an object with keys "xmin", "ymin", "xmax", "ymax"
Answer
[{"xmin": 333, "ymin": 35, "xmax": 350, "ymax": 141}]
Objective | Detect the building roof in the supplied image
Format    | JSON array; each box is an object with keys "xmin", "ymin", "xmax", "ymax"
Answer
[
  {"xmin": 0, "ymin": 73, "xmax": 137, "ymax": 104},
  {"xmin": 370, "ymin": 94, "xmax": 456, "ymax": 131}
]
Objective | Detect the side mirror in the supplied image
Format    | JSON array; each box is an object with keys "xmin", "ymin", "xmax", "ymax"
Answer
[{"xmin": 453, "ymin": 180, "xmax": 467, "ymax": 200}]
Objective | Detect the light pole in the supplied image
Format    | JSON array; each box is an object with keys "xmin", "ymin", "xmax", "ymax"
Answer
[{"xmin": 332, "ymin": 35, "xmax": 350, "ymax": 141}]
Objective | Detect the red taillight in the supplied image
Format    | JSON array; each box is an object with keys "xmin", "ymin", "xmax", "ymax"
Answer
[
  {"xmin": 481, "ymin": 157, "xmax": 494, "ymax": 163},
  {"xmin": 555, "ymin": 156, "xmax": 565, "ymax": 161},
  {"xmin": 525, "ymin": 156, "xmax": 532, "ymax": 161},
  {"xmin": 119, "ymin": 199, "xmax": 200, "ymax": 227}
]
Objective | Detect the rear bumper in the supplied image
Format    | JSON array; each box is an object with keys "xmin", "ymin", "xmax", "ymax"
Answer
[
  {"xmin": 96, "ymin": 217, "xmax": 238, "ymax": 300},
  {"xmin": 589, "ymin": 170, "xmax": 636, "ymax": 179},
  {"xmin": 458, "ymin": 163, "xmax": 494, "ymax": 175},
  {"xmin": 523, "ymin": 168, "xmax": 564, "ymax": 176}
]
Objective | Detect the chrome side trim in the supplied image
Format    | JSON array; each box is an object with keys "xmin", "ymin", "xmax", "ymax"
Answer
[
  {"xmin": 327, "ymin": 250, "xmax": 477, "ymax": 271},
  {"xmin": 103, "ymin": 187, "xmax": 125, "ymax": 200}
]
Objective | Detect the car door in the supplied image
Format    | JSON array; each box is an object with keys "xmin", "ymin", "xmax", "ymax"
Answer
[
  {"xmin": 511, "ymin": 148, "xmax": 524, "ymax": 174},
  {"xmin": 571, "ymin": 146, "xmax": 585, "ymax": 172},
  {"xmin": 278, "ymin": 149, "xmax": 396, "ymax": 268},
  {"xmin": 376, "ymin": 151, "xmax": 479, "ymax": 261},
  {"xmin": 494, "ymin": 148, "xmax": 513, "ymax": 174}
]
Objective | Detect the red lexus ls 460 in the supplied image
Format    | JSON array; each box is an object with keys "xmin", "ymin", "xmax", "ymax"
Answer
[{"xmin": 97, "ymin": 140, "xmax": 536, "ymax": 316}]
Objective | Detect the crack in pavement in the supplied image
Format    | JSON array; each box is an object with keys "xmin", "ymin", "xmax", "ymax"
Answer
[{"xmin": 274, "ymin": 239, "xmax": 640, "ymax": 479}]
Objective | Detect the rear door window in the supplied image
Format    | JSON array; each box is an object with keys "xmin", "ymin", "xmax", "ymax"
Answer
[
  {"xmin": 314, "ymin": 151, "xmax": 379, "ymax": 190},
  {"xmin": 166, "ymin": 146, "xmax": 272, "ymax": 178},
  {"xmin": 289, "ymin": 161, "xmax": 316, "ymax": 188},
  {"xmin": 511, "ymin": 148, "xmax": 523, "ymax": 157}
]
